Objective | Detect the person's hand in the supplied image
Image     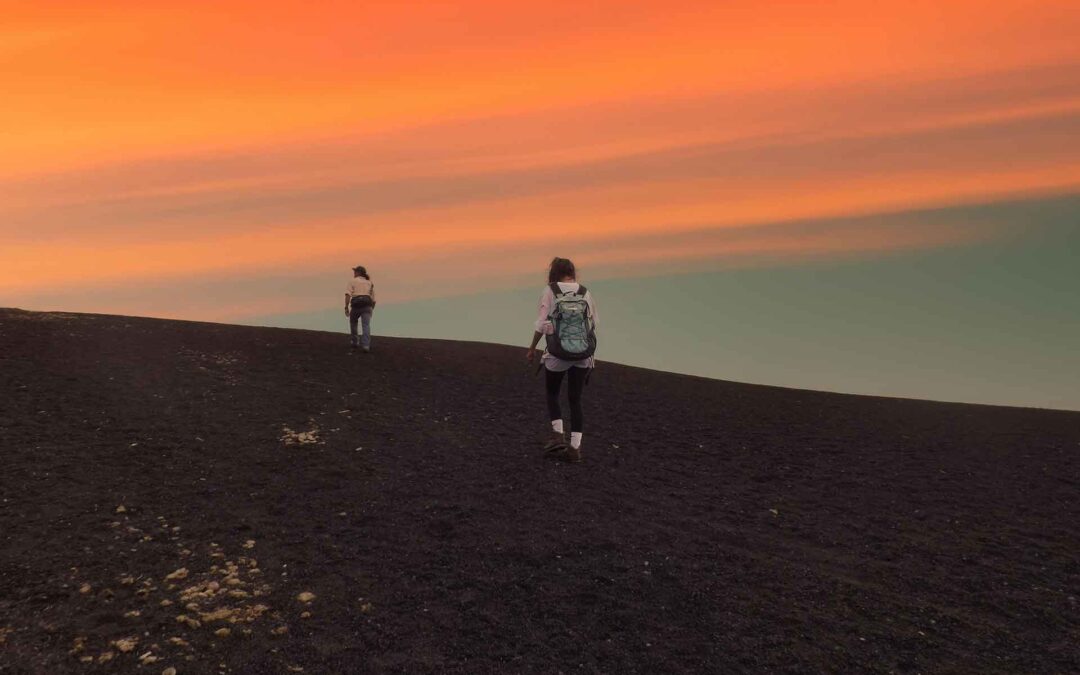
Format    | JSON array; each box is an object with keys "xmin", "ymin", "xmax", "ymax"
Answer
[
  {"xmin": 526, "ymin": 347, "xmax": 537, "ymax": 363},
  {"xmin": 344, "ymin": 307, "xmax": 350, "ymax": 318}
]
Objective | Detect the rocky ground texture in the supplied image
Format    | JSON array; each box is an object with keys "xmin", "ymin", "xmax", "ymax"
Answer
[{"xmin": 1, "ymin": 308, "xmax": 1078, "ymax": 673}]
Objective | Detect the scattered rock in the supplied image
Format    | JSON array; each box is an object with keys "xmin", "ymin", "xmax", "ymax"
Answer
[
  {"xmin": 70, "ymin": 636, "xmax": 87, "ymax": 654},
  {"xmin": 242, "ymin": 539, "xmax": 256, "ymax": 549},
  {"xmin": 119, "ymin": 575, "xmax": 135, "ymax": 585},
  {"xmin": 98, "ymin": 652, "xmax": 114, "ymax": 663},
  {"xmin": 359, "ymin": 602, "xmax": 373, "ymax": 613},
  {"xmin": 296, "ymin": 591, "xmax": 316, "ymax": 604},
  {"xmin": 167, "ymin": 637, "xmax": 190, "ymax": 648},
  {"xmin": 165, "ymin": 568, "xmax": 189, "ymax": 582},
  {"xmin": 271, "ymin": 625, "xmax": 289, "ymax": 636},
  {"xmin": 237, "ymin": 604, "xmax": 270, "ymax": 623},
  {"xmin": 124, "ymin": 610, "xmax": 141, "ymax": 618},
  {"xmin": 139, "ymin": 650, "xmax": 159, "ymax": 664},
  {"xmin": 175, "ymin": 615, "xmax": 201, "ymax": 630},
  {"xmin": 163, "ymin": 668, "xmax": 178, "ymax": 675},
  {"xmin": 214, "ymin": 628, "xmax": 231, "ymax": 638},
  {"xmin": 280, "ymin": 426, "xmax": 319, "ymax": 446},
  {"xmin": 300, "ymin": 611, "xmax": 311, "ymax": 619},
  {"xmin": 200, "ymin": 607, "xmax": 234, "ymax": 623},
  {"xmin": 78, "ymin": 583, "xmax": 92, "ymax": 594},
  {"xmin": 116, "ymin": 505, "xmax": 127, "ymax": 514},
  {"xmin": 160, "ymin": 599, "xmax": 174, "ymax": 607},
  {"xmin": 112, "ymin": 637, "xmax": 138, "ymax": 653}
]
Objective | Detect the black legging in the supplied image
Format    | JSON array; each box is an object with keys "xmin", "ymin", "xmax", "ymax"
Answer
[{"xmin": 545, "ymin": 366, "xmax": 587, "ymax": 433}]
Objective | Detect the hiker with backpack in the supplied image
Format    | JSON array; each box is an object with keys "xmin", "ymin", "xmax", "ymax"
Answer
[
  {"xmin": 344, "ymin": 265, "xmax": 376, "ymax": 352},
  {"xmin": 526, "ymin": 257, "xmax": 598, "ymax": 463}
]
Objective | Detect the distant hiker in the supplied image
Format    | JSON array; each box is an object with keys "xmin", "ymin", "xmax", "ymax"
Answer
[
  {"xmin": 527, "ymin": 257, "xmax": 598, "ymax": 463},
  {"xmin": 344, "ymin": 265, "xmax": 376, "ymax": 353}
]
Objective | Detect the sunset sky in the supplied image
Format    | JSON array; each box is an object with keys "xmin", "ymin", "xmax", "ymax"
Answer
[{"xmin": 3, "ymin": 1, "xmax": 1079, "ymax": 408}]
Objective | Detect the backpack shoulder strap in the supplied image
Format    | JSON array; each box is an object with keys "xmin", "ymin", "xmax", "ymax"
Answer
[
  {"xmin": 549, "ymin": 282, "xmax": 562, "ymax": 297},
  {"xmin": 576, "ymin": 285, "xmax": 588, "ymax": 296}
]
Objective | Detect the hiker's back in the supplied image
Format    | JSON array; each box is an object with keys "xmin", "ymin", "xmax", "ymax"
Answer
[
  {"xmin": 536, "ymin": 281, "xmax": 598, "ymax": 369},
  {"xmin": 527, "ymin": 257, "xmax": 598, "ymax": 463},
  {"xmin": 348, "ymin": 277, "xmax": 373, "ymax": 298},
  {"xmin": 545, "ymin": 282, "xmax": 597, "ymax": 361}
]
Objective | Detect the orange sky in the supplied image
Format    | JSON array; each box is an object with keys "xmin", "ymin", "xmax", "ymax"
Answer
[{"xmin": 2, "ymin": 0, "xmax": 1079, "ymax": 317}]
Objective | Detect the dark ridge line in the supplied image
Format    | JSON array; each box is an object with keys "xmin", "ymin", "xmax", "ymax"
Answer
[{"xmin": 3, "ymin": 306, "xmax": 1077, "ymax": 416}]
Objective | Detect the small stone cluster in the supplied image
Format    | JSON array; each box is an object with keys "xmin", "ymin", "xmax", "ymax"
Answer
[
  {"xmin": 62, "ymin": 506, "xmax": 298, "ymax": 670},
  {"xmin": 280, "ymin": 424, "xmax": 320, "ymax": 446}
]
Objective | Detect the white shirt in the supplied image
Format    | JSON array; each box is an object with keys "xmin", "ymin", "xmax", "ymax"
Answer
[
  {"xmin": 346, "ymin": 277, "xmax": 375, "ymax": 301},
  {"xmin": 535, "ymin": 282, "xmax": 597, "ymax": 371}
]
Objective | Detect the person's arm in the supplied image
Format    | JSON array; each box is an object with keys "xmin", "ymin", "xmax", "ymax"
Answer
[
  {"xmin": 587, "ymin": 290, "xmax": 597, "ymax": 332},
  {"xmin": 527, "ymin": 330, "xmax": 543, "ymax": 362},
  {"xmin": 527, "ymin": 287, "xmax": 552, "ymax": 361},
  {"xmin": 344, "ymin": 291, "xmax": 351, "ymax": 317},
  {"xmin": 587, "ymin": 291, "xmax": 598, "ymax": 368}
]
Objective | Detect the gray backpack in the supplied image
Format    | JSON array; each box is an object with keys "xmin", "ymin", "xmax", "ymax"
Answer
[{"xmin": 545, "ymin": 283, "xmax": 597, "ymax": 361}]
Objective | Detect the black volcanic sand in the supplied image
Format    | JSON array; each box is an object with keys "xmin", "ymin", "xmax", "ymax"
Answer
[{"xmin": 1, "ymin": 308, "xmax": 1078, "ymax": 674}]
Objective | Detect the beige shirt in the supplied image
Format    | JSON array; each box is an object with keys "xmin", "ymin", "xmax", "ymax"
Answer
[{"xmin": 346, "ymin": 277, "xmax": 375, "ymax": 301}]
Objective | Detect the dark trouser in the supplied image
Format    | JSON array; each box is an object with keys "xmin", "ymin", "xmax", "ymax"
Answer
[
  {"xmin": 349, "ymin": 306, "xmax": 372, "ymax": 348},
  {"xmin": 545, "ymin": 366, "xmax": 587, "ymax": 433}
]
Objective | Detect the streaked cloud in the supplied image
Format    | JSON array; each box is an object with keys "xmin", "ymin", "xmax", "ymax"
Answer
[
  {"xmin": 1, "ymin": 1, "xmax": 1079, "ymax": 319},
  {"xmin": 12, "ymin": 193, "xmax": 1075, "ymax": 323}
]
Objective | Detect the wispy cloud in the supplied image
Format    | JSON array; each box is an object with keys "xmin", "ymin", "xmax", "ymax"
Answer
[
  {"xmin": 2, "ymin": 92, "xmax": 1077, "ymax": 296},
  {"xmin": 2, "ymin": 1, "xmax": 1079, "ymax": 319},
  {"xmin": 12, "ymin": 193, "xmax": 1077, "ymax": 324}
]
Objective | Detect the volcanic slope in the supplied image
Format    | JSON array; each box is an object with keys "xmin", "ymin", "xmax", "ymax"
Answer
[{"xmin": 1, "ymin": 308, "xmax": 1078, "ymax": 674}]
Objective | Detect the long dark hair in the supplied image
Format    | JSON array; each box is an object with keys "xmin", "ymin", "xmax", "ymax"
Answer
[
  {"xmin": 353, "ymin": 266, "xmax": 370, "ymax": 280},
  {"xmin": 548, "ymin": 257, "xmax": 576, "ymax": 283}
]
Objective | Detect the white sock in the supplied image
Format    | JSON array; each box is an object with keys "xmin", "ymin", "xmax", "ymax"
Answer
[
  {"xmin": 551, "ymin": 419, "xmax": 564, "ymax": 434},
  {"xmin": 570, "ymin": 432, "xmax": 582, "ymax": 449}
]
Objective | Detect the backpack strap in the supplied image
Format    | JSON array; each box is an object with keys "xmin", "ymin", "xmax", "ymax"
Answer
[{"xmin": 550, "ymin": 282, "xmax": 588, "ymax": 297}]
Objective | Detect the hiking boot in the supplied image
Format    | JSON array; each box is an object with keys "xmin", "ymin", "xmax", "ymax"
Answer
[
  {"xmin": 362, "ymin": 346, "xmax": 371, "ymax": 353},
  {"xmin": 543, "ymin": 431, "xmax": 568, "ymax": 457},
  {"xmin": 565, "ymin": 443, "xmax": 582, "ymax": 463}
]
